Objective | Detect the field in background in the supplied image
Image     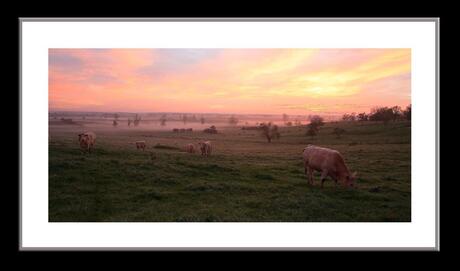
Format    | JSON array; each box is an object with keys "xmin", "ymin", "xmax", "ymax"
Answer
[{"xmin": 49, "ymin": 118, "xmax": 411, "ymax": 222}]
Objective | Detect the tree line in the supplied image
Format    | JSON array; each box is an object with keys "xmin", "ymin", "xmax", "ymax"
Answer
[{"xmin": 341, "ymin": 104, "xmax": 411, "ymax": 124}]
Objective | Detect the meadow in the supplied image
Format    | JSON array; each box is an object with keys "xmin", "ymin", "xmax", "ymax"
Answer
[{"xmin": 49, "ymin": 117, "xmax": 411, "ymax": 222}]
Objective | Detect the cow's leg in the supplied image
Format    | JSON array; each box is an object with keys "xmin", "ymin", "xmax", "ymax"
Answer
[
  {"xmin": 308, "ymin": 167, "xmax": 314, "ymax": 185},
  {"xmin": 320, "ymin": 171, "xmax": 328, "ymax": 189}
]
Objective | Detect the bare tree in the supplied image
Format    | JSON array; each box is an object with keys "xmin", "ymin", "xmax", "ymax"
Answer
[
  {"xmin": 228, "ymin": 115, "xmax": 239, "ymax": 125},
  {"xmin": 308, "ymin": 115, "xmax": 325, "ymax": 127},
  {"xmin": 259, "ymin": 122, "xmax": 280, "ymax": 143},
  {"xmin": 282, "ymin": 113, "xmax": 289, "ymax": 124},
  {"xmin": 306, "ymin": 124, "xmax": 317, "ymax": 138},
  {"xmin": 133, "ymin": 114, "xmax": 141, "ymax": 126},
  {"xmin": 160, "ymin": 114, "xmax": 167, "ymax": 126},
  {"xmin": 306, "ymin": 115, "xmax": 324, "ymax": 137}
]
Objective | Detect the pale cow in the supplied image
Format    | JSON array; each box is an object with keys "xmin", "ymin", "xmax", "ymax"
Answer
[
  {"xmin": 198, "ymin": 141, "xmax": 212, "ymax": 156},
  {"xmin": 135, "ymin": 141, "xmax": 146, "ymax": 151},
  {"xmin": 302, "ymin": 145, "xmax": 357, "ymax": 188},
  {"xmin": 78, "ymin": 131, "xmax": 96, "ymax": 153},
  {"xmin": 185, "ymin": 143, "xmax": 196, "ymax": 153}
]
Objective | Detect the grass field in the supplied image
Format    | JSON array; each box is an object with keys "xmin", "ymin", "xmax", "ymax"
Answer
[{"xmin": 49, "ymin": 119, "xmax": 411, "ymax": 222}]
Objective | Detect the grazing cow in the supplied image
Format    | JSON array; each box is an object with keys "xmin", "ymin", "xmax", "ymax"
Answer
[
  {"xmin": 302, "ymin": 145, "xmax": 357, "ymax": 188},
  {"xmin": 135, "ymin": 141, "xmax": 146, "ymax": 151},
  {"xmin": 198, "ymin": 141, "xmax": 212, "ymax": 156},
  {"xmin": 78, "ymin": 132, "xmax": 96, "ymax": 153},
  {"xmin": 185, "ymin": 143, "xmax": 195, "ymax": 153}
]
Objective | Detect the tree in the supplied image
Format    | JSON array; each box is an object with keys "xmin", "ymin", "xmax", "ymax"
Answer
[
  {"xmin": 200, "ymin": 116, "xmax": 205, "ymax": 124},
  {"xmin": 332, "ymin": 127, "xmax": 346, "ymax": 138},
  {"xmin": 306, "ymin": 124, "xmax": 317, "ymax": 137},
  {"xmin": 133, "ymin": 114, "xmax": 141, "ymax": 126},
  {"xmin": 294, "ymin": 118, "xmax": 302, "ymax": 126},
  {"xmin": 357, "ymin": 112, "xmax": 368, "ymax": 121},
  {"xmin": 308, "ymin": 115, "xmax": 325, "ymax": 127},
  {"xmin": 342, "ymin": 112, "xmax": 356, "ymax": 122},
  {"xmin": 113, "ymin": 120, "xmax": 118, "ymax": 127},
  {"xmin": 286, "ymin": 121, "xmax": 293, "ymax": 127},
  {"xmin": 128, "ymin": 119, "xmax": 132, "ymax": 126},
  {"xmin": 306, "ymin": 115, "xmax": 324, "ymax": 137},
  {"xmin": 282, "ymin": 113, "xmax": 289, "ymax": 123},
  {"xmin": 391, "ymin": 106, "xmax": 403, "ymax": 122},
  {"xmin": 182, "ymin": 114, "xmax": 188, "ymax": 125},
  {"xmin": 369, "ymin": 107, "xmax": 393, "ymax": 125},
  {"xmin": 160, "ymin": 114, "xmax": 167, "ymax": 126},
  {"xmin": 403, "ymin": 104, "xmax": 411, "ymax": 121},
  {"xmin": 228, "ymin": 115, "xmax": 239, "ymax": 125},
  {"xmin": 259, "ymin": 122, "xmax": 280, "ymax": 143}
]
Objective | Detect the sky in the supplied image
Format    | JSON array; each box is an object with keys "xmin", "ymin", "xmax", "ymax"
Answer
[{"xmin": 49, "ymin": 48, "xmax": 411, "ymax": 115}]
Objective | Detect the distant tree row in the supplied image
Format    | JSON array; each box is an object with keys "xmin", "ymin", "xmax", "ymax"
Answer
[{"xmin": 342, "ymin": 104, "xmax": 411, "ymax": 125}]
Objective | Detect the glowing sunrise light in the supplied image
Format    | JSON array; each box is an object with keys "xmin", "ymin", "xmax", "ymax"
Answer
[{"xmin": 49, "ymin": 48, "xmax": 411, "ymax": 115}]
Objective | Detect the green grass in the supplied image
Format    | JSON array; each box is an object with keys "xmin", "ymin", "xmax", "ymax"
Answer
[{"xmin": 49, "ymin": 120, "xmax": 410, "ymax": 222}]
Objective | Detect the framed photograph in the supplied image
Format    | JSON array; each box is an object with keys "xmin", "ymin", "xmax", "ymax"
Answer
[{"xmin": 20, "ymin": 18, "xmax": 439, "ymax": 250}]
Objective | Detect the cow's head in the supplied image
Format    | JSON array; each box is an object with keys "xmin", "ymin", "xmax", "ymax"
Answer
[
  {"xmin": 79, "ymin": 134, "xmax": 89, "ymax": 144},
  {"xmin": 346, "ymin": 172, "xmax": 358, "ymax": 188}
]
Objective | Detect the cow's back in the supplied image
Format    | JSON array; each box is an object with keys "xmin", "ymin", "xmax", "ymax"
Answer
[
  {"xmin": 303, "ymin": 145, "xmax": 343, "ymax": 171},
  {"xmin": 84, "ymin": 132, "xmax": 96, "ymax": 143}
]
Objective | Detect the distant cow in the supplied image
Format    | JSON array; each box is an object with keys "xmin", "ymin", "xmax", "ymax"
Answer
[
  {"xmin": 203, "ymin": 125, "xmax": 217, "ymax": 134},
  {"xmin": 198, "ymin": 141, "xmax": 212, "ymax": 156},
  {"xmin": 185, "ymin": 143, "xmax": 195, "ymax": 153},
  {"xmin": 135, "ymin": 141, "xmax": 146, "ymax": 151},
  {"xmin": 78, "ymin": 132, "xmax": 96, "ymax": 153},
  {"xmin": 302, "ymin": 145, "xmax": 357, "ymax": 188}
]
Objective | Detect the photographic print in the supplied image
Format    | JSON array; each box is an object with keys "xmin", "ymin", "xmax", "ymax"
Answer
[{"xmin": 48, "ymin": 48, "xmax": 411, "ymax": 222}]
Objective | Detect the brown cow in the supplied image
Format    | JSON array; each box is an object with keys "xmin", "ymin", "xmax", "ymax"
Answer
[
  {"xmin": 135, "ymin": 141, "xmax": 146, "ymax": 151},
  {"xmin": 198, "ymin": 141, "xmax": 212, "ymax": 156},
  {"xmin": 302, "ymin": 145, "xmax": 357, "ymax": 188},
  {"xmin": 78, "ymin": 132, "xmax": 96, "ymax": 153},
  {"xmin": 185, "ymin": 143, "xmax": 195, "ymax": 153}
]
